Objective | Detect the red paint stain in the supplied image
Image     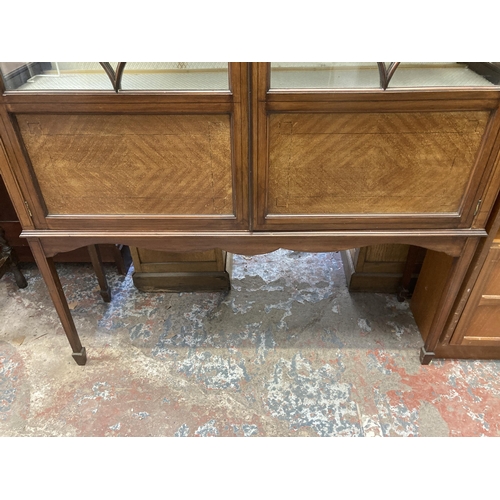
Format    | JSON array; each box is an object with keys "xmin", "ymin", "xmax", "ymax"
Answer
[{"xmin": 368, "ymin": 350, "xmax": 500, "ymax": 436}]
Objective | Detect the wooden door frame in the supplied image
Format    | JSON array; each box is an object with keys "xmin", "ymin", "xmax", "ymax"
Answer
[
  {"xmin": 0, "ymin": 63, "xmax": 250, "ymax": 232},
  {"xmin": 251, "ymin": 62, "xmax": 500, "ymax": 231}
]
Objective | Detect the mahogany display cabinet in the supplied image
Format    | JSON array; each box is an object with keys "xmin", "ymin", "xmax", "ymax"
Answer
[{"xmin": 1, "ymin": 62, "xmax": 500, "ymax": 366}]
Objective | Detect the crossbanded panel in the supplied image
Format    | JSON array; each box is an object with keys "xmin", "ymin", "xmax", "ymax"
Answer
[
  {"xmin": 267, "ymin": 111, "xmax": 490, "ymax": 215},
  {"xmin": 18, "ymin": 114, "xmax": 233, "ymax": 216}
]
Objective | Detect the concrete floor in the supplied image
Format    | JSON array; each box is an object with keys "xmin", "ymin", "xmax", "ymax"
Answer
[{"xmin": 1, "ymin": 250, "xmax": 500, "ymax": 437}]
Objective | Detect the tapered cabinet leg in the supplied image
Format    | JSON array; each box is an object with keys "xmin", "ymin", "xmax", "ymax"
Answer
[
  {"xmin": 72, "ymin": 347, "xmax": 87, "ymax": 366},
  {"xmin": 28, "ymin": 238, "xmax": 87, "ymax": 366},
  {"xmin": 88, "ymin": 244, "xmax": 111, "ymax": 302}
]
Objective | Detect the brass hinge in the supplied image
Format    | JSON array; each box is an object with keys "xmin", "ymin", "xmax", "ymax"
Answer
[
  {"xmin": 24, "ymin": 200, "xmax": 33, "ymax": 219},
  {"xmin": 474, "ymin": 199, "xmax": 482, "ymax": 217}
]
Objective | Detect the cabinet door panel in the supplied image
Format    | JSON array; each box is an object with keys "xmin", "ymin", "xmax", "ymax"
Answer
[
  {"xmin": 462, "ymin": 306, "xmax": 500, "ymax": 344},
  {"xmin": 480, "ymin": 247, "xmax": 500, "ymax": 296},
  {"xmin": 267, "ymin": 111, "xmax": 488, "ymax": 216},
  {"xmin": 18, "ymin": 114, "xmax": 233, "ymax": 216}
]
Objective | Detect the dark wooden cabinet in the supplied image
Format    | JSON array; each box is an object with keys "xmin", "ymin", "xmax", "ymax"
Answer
[{"xmin": 1, "ymin": 62, "xmax": 500, "ymax": 365}]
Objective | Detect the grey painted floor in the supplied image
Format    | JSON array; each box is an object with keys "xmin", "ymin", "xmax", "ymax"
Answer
[{"xmin": 1, "ymin": 250, "xmax": 500, "ymax": 438}]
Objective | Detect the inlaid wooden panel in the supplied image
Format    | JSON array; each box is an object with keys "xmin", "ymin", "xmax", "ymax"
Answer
[
  {"xmin": 268, "ymin": 112, "xmax": 489, "ymax": 215},
  {"xmin": 18, "ymin": 114, "xmax": 233, "ymax": 215}
]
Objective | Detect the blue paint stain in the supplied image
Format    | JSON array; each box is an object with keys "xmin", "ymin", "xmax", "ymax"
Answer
[
  {"xmin": 0, "ymin": 354, "xmax": 18, "ymax": 419},
  {"xmin": 129, "ymin": 324, "xmax": 152, "ymax": 341},
  {"xmin": 0, "ymin": 388, "xmax": 16, "ymax": 417},
  {"xmin": 372, "ymin": 387, "xmax": 419, "ymax": 437},
  {"xmin": 231, "ymin": 424, "xmax": 258, "ymax": 436},
  {"xmin": 178, "ymin": 351, "xmax": 250, "ymax": 390},
  {"xmin": 322, "ymin": 328, "xmax": 345, "ymax": 348},
  {"xmin": 174, "ymin": 424, "xmax": 189, "ymax": 437},
  {"xmin": 242, "ymin": 424, "xmax": 258, "ymax": 437},
  {"xmin": 195, "ymin": 420, "xmax": 218, "ymax": 437},
  {"xmin": 265, "ymin": 354, "xmax": 360, "ymax": 436},
  {"xmin": 467, "ymin": 386, "xmax": 482, "ymax": 403}
]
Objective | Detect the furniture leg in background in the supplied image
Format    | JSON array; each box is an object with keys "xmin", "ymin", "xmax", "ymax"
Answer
[
  {"xmin": 397, "ymin": 245, "xmax": 427, "ymax": 302},
  {"xmin": 0, "ymin": 226, "xmax": 27, "ymax": 288},
  {"xmin": 88, "ymin": 244, "xmax": 111, "ymax": 302}
]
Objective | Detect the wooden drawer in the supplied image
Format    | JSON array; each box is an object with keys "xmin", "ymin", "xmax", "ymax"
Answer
[{"xmin": 451, "ymin": 242, "xmax": 500, "ymax": 346}]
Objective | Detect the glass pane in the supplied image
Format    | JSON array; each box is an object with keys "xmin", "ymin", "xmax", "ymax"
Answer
[
  {"xmin": 0, "ymin": 62, "xmax": 113, "ymax": 91},
  {"xmin": 120, "ymin": 62, "xmax": 229, "ymax": 90},
  {"xmin": 270, "ymin": 62, "xmax": 380, "ymax": 89},
  {"xmin": 388, "ymin": 62, "xmax": 500, "ymax": 88}
]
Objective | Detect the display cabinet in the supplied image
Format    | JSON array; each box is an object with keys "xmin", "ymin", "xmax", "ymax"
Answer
[{"xmin": 1, "ymin": 62, "xmax": 499, "ymax": 366}]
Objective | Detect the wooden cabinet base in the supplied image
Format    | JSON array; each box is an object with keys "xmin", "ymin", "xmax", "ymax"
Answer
[
  {"xmin": 132, "ymin": 271, "xmax": 231, "ymax": 292},
  {"xmin": 130, "ymin": 248, "xmax": 232, "ymax": 292},
  {"xmin": 433, "ymin": 344, "xmax": 500, "ymax": 360},
  {"xmin": 341, "ymin": 245, "xmax": 424, "ymax": 293},
  {"xmin": 411, "ymin": 227, "xmax": 500, "ymax": 361},
  {"xmin": 445, "ymin": 230, "xmax": 500, "ymax": 349}
]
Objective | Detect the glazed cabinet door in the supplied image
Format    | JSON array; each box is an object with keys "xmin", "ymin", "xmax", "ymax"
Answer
[
  {"xmin": 252, "ymin": 62, "xmax": 500, "ymax": 231},
  {"xmin": 0, "ymin": 62, "xmax": 249, "ymax": 232}
]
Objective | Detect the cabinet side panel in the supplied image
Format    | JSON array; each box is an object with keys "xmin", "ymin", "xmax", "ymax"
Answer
[
  {"xmin": 17, "ymin": 114, "xmax": 233, "ymax": 216},
  {"xmin": 267, "ymin": 112, "xmax": 489, "ymax": 215},
  {"xmin": 411, "ymin": 250, "xmax": 454, "ymax": 342}
]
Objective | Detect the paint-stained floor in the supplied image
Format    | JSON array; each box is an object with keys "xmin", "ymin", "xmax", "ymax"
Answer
[{"xmin": 1, "ymin": 250, "xmax": 499, "ymax": 437}]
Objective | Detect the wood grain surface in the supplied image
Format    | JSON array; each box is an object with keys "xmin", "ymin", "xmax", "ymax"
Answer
[
  {"xmin": 18, "ymin": 114, "xmax": 233, "ymax": 216},
  {"xmin": 267, "ymin": 111, "xmax": 489, "ymax": 215},
  {"xmin": 451, "ymin": 244, "xmax": 500, "ymax": 344}
]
